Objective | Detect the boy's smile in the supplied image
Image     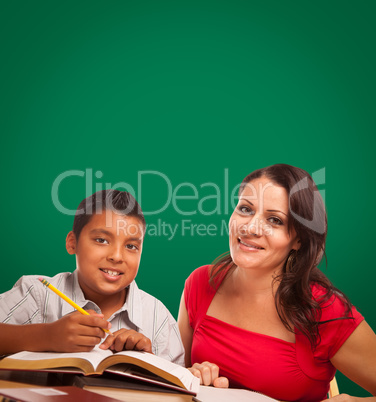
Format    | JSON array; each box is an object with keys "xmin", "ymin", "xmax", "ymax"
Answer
[
  {"xmin": 99, "ymin": 268, "xmax": 123, "ymax": 279},
  {"xmin": 66, "ymin": 210, "xmax": 144, "ymax": 312}
]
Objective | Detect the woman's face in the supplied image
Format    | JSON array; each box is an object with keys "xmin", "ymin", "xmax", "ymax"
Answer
[{"xmin": 229, "ymin": 176, "xmax": 300, "ymax": 275}]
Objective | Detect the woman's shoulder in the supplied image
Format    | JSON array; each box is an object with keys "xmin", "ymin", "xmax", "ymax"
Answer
[
  {"xmin": 187, "ymin": 265, "xmax": 211, "ymax": 280},
  {"xmin": 311, "ymin": 282, "xmax": 363, "ymax": 322},
  {"xmin": 185, "ymin": 265, "xmax": 212, "ymax": 292},
  {"xmin": 309, "ymin": 283, "xmax": 364, "ymax": 360},
  {"xmin": 184, "ymin": 265, "xmax": 214, "ymax": 325}
]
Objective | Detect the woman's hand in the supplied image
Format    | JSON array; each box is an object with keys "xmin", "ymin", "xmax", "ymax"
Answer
[
  {"xmin": 188, "ymin": 361, "xmax": 229, "ymax": 387},
  {"xmin": 99, "ymin": 328, "xmax": 152, "ymax": 353}
]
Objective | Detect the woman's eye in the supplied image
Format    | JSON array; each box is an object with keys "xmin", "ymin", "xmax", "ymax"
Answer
[
  {"xmin": 268, "ymin": 217, "xmax": 283, "ymax": 226},
  {"xmin": 237, "ymin": 205, "xmax": 254, "ymax": 215},
  {"xmin": 95, "ymin": 238, "xmax": 108, "ymax": 244}
]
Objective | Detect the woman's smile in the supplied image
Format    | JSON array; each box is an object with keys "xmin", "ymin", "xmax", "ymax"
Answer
[
  {"xmin": 237, "ymin": 237, "xmax": 265, "ymax": 251},
  {"xmin": 229, "ymin": 177, "xmax": 300, "ymax": 274}
]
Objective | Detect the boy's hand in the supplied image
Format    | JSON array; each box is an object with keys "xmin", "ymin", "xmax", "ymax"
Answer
[
  {"xmin": 99, "ymin": 329, "xmax": 152, "ymax": 353},
  {"xmin": 46, "ymin": 310, "xmax": 111, "ymax": 352}
]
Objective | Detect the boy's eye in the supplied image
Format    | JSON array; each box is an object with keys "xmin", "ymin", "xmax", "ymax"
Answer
[
  {"xmin": 126, "ymin": 244, "xmax": 139, "ymax": 251},
  {"xmin": 268, "ymin": 217, "xmax": 283, "ymax": 226},
  {"xmin": 95, "ymin": 238, "xmax": 108, "ymax": 244}
]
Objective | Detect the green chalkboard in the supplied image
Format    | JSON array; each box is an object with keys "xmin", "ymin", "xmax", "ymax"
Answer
[{"xmin": 1, "ymin": 1, "xmax": 375, "ymax": 396}]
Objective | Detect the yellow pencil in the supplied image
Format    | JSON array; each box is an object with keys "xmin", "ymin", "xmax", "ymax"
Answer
[{"xmin": 39, "ymin": 277, "xmax": 113, "ymax": 336}]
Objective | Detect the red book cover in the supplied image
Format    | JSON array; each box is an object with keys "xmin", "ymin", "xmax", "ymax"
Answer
[{"xmin": 0, "ymin": 386, "xmax": 120, "ymax": 402}]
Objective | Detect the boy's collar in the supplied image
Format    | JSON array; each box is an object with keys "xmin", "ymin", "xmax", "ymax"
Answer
[
  {"xmin": 123, "ymin": 281, "xmax": 143, "ymax": 330},
  {"xmin": 64, "ymin": 270, "xmax": 144, "ymax": 331},
  {"xmin": 60, "ymin": 271, "xmax": 100, "ymax": 316}
]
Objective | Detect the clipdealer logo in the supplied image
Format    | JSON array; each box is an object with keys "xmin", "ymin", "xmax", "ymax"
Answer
[
  {"xmin": 51, "ymin": 168, "xmax": 326, "ymax": 239},
  {"xmin": 51, "ymin": 169, "xmax": 238, "ymax": 217}
]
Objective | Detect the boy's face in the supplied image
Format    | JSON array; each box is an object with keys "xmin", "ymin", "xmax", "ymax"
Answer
[{"xmin": 66, "ymin": 210, "xmax": 144, "ymax": 303}]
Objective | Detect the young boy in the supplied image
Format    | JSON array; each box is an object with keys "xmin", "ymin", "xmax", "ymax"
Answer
[{"xmin": 0, "ymin": 190, "xmax": 184, "ymax": 365}]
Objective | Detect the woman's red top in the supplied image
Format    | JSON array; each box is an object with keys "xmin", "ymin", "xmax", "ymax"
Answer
[{"xmin": 184, "ymin": 265, "xmax": 364, "ymax": 401}]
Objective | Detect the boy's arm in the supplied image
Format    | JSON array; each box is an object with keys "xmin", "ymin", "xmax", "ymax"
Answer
[
  {"xmin": 0, "ymin": 275, "xmax": 107, "ymax": 354},
  {"xmin": 177, "ymin": 292, "xmax": 193, "ymax": 367},
  {"xmin": 0, "ymin": 311, "xmax": 111, "ymax": 355},
  {"xmin": 0, "ymin": 322, "xmax": 55, "ymax": 355},
  {"xmin": 151, "ymin": 300, "xmax": 185, "ymax": 366}
]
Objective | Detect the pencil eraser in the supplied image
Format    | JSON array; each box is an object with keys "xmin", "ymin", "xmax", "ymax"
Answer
[{"xmin": 38, "ymin": 277, "xmax": 44, "ymax": 282}]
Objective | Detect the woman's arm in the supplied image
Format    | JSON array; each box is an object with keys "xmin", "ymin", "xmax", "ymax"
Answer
[
  {"xmin": 177, "ymin": 291, "xmax": 229, "ymax": 387},
  {"xmin": 325, "ymin": 320, "xmax": 376, "ymax": 401}
]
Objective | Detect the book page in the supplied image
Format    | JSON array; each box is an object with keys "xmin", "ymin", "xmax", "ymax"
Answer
[
  {"xmin": 2, "ymin": 345, "xmax": 113, "ymax": 371},
  {"xmin": 87, "ymin": 387, "xmax": 193, "ymax": 402},
  {"xmin": 105, "ymin": 365, "xmax": 195, "ymax": 394},
  {"xmin": 1, "ymin": 347, "xmax": 199, "ymax": 393},
  {"xmin": 195, "ymin": 386, "xmax": 277, "ymax": 402},
  {"xmin": 103, "ymin": 350, "xmax": 199, "ymax": 393}
]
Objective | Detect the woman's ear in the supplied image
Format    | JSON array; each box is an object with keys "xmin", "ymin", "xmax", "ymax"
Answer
[
  {"xmin": 293, "ymin": 238, "xmax": 301, "ymax": 251},
  {"xmin": 66, "ymin": 231, "xmax": 77, "ymax": 255}
]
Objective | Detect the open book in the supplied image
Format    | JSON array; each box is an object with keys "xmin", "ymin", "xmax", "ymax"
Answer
[{"xmin": 0, "ymin": 346, "xmax": 199, "ymax": 396}]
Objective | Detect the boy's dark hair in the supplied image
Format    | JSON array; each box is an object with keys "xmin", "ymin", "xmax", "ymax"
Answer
[{"xmin": 73, "ymin": 190, "xmax": 145, "ymax": 240}]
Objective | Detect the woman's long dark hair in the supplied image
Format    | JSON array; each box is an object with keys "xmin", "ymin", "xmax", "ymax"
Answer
[{"xmin": 210, "ymin": 164, "xmax": 352, "ymax": 347}]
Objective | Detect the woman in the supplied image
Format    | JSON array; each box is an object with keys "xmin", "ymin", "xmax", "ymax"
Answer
[{"xmin": 178, "ymin": 164, "xmax": 376, "ymax": 401}]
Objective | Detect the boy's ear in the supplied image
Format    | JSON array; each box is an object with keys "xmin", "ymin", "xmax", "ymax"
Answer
[{"xmin": 66, "ymin": 231, "xmax": 77, "ymax": 255}]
